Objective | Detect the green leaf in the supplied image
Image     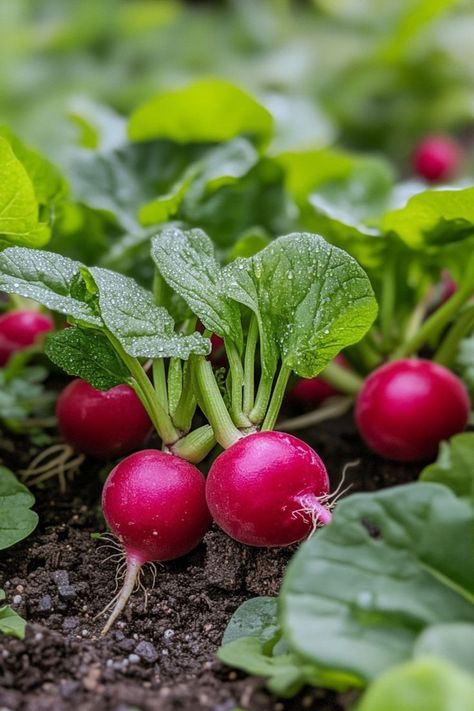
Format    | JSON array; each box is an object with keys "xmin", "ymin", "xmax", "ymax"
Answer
[
  {"xmin": 223, "ymin": 232, "xmax": 377, "ymax": 378},
  {"xmin": 0, "ymin": 126, "xmax": 66, "ymax": 208},
  {"xmin": 228, "ymin": 228, "xmax": 271, "ymax": 261},
  {"xmin": 45, "ymin": 326, "xmax": 130, "ymax": 390},
  {"xmin": 0, "ymin": 137, "xmax": 50, "ymax": 247},
  {"xmin": 356, "ymin": 658, "xmax": 474, "ymax": 711},
  {"xmin": 420, "ymin": 434, "xmax": 474, "ymax": 501},
  {"xmin": 414, "ymin": 623, "xmax": 474, "ymax": 677},
  {"xmin": 129, "ymin": 78, "xmax": 273, "ymax": 148},
  {"xmin": 65, "ymin": 141, "xmax": 197, "ymax": 232},
  {"xmin": 0, "ymin": 248, "xmax": 102, "ymax": 326},
  {"xmin": 222, "ymin": 597, "xmax": 279, "ymax": 646},
  {"xmin": 151, "ymin": 228, "xmax": 243, "ymax": 349},
  {"xmin": 140, "ymin": 138, "xmax": 258, "ymax": 228},
  {"xmin": 383, "ymin": 187, "xmax": 474, "ymax": 250},
  {"xmin": 0, "ymin": 466, "xmax": 38, "ymax": 550},
  {"xmin": 0, "ymin": 366, "xmax": 55, "ymax": 426},
  {"xmin": 88, "ymin": 266, "xmax": 210, "ymax": 359},
  {"xmin": 0, "ymin": 590, "xmax": 26, "ymax": 639},
  {"xmin": 281, "ymin": 483, "xmax": 474, "ymax": 683}
]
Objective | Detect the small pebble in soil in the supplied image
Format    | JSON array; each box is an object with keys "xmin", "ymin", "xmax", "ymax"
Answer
[
  {"xmin": 58, "ymin": 584, "xmax": 77, "ymax": 601},
  {"xmin": 38, "ymin": 595, "xmax": 53, "ymax": 612},
  {"xmin": 51, "ymin": 570, "xmax": 69, "ymax": 587},
  {"xmin": 163, "ymin": 628, "xmax": 175, "ymax": 641},
  {"xmin": 62, "ymin": 617, "xmax": 79, "ymax": 631},
  {"xmin": 135, "ymin": 640, "xmax": 159, "ymax": 664},
  {"xmin": 128, "ymin": 653, "xmax": 140, "ymax": 664},
  {"xmin": 12, "ymin": 595, "xmax": 22, "ymax": 605}
]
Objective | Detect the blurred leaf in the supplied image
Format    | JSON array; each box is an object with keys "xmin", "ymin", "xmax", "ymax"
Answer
[
  {"xmin": 356, "ymin": 658, "xmax": 474, "ymax": 711},
  {"xmin": 0, "ymin": 137, "xmax": 50, "ymax": 247},
  {"xmin": 129, "ymin": 79, "xmax": 273, "ymax": 149},
  {"xmin": 281, "ymin": 483, "xmax": 474, "ymax": 682},
  {"xmin": 420, "ymin": 433, "xmax": 474, "ymax": 501}
]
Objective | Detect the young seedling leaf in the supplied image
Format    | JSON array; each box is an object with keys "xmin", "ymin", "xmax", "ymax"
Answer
[
  {"xmin": 129, "ymin": 78, "xmax": 273, "ymax": 148},
  {"xmin": 0, "ymin": 137, "xmax": 50, "ymax": 247},
  {"xmin": 0, "ymin": 590, "xmax": 26, "ymax": 639},
  {"xmin": 356, "ymin": 658, "xmax": 474, "ymax": 711},
  {"xmin": 0, "ymin": 248, "xmax": 102, "ymax": 326},
  {"xmin": 0, "ymin": 467, "xmax": 38, "ymax": 550},
  {"xmin": 151, "ymin": 228, "xmax": 243, "ymax": 350},
  {"xmin": 45, "ymin": 327, "xmax": 130, "ymax": 390},
  {"xmin": 222, "ymin": 597, "xmax": 279, "ymax": 646},
  {"xmin": 88, "ymin": 266, "xmax": 210, "ymax": 359},
  {"xmin": 223, "ymin": 232, "xmax": 377, "ymax": 378},
  {"xmin": 420, "ymin": 433, "xmax": 474, "ymax": 501},
  {"xmin": 281, "ymin": 483, "xmax": 474, "ymax": 683}
]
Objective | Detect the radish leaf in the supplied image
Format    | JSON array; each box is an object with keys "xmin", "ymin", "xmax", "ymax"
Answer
[
  {"xmin": 420, "ymin": 433, "xmax": 474, "ymax": 501},
  {"xmin": 151, "ymin": 227, "xmax": 243, "ymax": 350},
  {"xmin": 129, "ymin": 79, "xmax": 273, "ymax": 149},
  {"xmin": 223, "ymin": 232, "xmax": 377, "ymax": 378},
  {"xmin": 0, "ymin": 590, "xmax": 26, "ymax": 639},
  {"xmin": 45, "ymin": 327, "xmax": 130, "ymax": 390},
  {"xmin": 0, "ymin": 467, "xmax": 38, "ymax": 550},
  {"xmin": 281, "ymin": 483, "xmax": 474, "ymax": 683}
]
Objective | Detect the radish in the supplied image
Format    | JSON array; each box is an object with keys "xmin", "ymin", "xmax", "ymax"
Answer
[
  {"xmin": 56, "ymin": 379, "xmax": 152, "ymax": 458},
  {"xmin": 288, "ymin": 354, "xmax": 347, "ymax": 409},
  {"xmin": 0, "ymin": 310, "xmax": 54, "ymax": 365},
  {"xmin": 205, "ymin": 431, "xmax": 332, "ymax": 547},
  {"xmin": 101, "ymin": 449, "xmax": 211, "ymax": 633},
  {"xmin": 412, "ymin": 135, "xmax": 461, "ymax": 182},
  {"xmin": 355, "ymin": 359, "xmax": 470, "ymax": 462}
]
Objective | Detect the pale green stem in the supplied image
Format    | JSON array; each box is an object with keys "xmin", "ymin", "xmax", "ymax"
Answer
[
  {"xmin": 261, "ymin": 363, "xmax": 292, "ymax": 431},
  {"xmin": 170, "ymin": 425, "xmax": 216, "ymax": 463},
  {"xmin": 193, "ymin": 357, "xmax": 242, "ymax": 449},
  {"xmin": 320, "ymin": 361, "xmax": 364, "ymax": 396},
  {"xmin": 243, "ymin": 315, "xmax": 259, "ymax": 414},
  {"xmin": 105, "ymin": 331, "xmax": 179, "ymax": 445}
]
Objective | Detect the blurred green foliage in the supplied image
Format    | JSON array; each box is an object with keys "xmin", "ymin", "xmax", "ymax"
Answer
[{"xmin": 1, "ymin": 0, "xmax": 474, "ymax": 164}]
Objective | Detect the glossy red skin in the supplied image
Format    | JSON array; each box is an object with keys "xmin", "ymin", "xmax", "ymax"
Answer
[
  {"xmin": 0, "ymin": 310, "xmax": 54, "ymax": 365},
  {"xmin": 356, "ymin": 359, "xmax": 470, "ymax": 462},
  {"xmin": 412, "ymin": 135, "xmax": 461, "ymax": 182},
  {"xmin": 102, "ymin": 449, "xmax": 211, "ymax": 564},
  {"xmin": 206, "ymin": 431, "xmax": 330, "ymax": 547},
  {"xmin": 289, "ymin": 354, "xmax": 347, "ymax": 409},
  {"xmin": 56, "ymin": 379, "xmax": 152, "ymax": 458}
]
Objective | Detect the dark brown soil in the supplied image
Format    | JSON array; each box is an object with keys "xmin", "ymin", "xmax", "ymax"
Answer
[{"xmin": 0, "ymin": 413, "xmax": 419, "ymax": 711}]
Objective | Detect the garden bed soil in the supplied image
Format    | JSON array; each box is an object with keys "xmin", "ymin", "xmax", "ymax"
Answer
[{"xmin": 0, "ymin": 413, "xmax": 419, "ymax": 711}]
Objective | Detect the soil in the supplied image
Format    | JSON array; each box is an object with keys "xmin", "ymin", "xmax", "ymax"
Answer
[{"xmin": 0, "ymin": 412, "xmax": 419, "ymax": 711}]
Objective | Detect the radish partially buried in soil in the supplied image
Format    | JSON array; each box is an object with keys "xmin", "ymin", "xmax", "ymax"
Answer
[
  {"xmin": 356, "ymin": 359, "xmax": 470, "ymax": 462},
  {"xmin": 205, "ymin": 431, "xmax": 332, "ymax": 547},
  {"xmin": 0, "ymin": 309, "xmax": 54, "ymax": 365},
  {"xmin": 100, "ymin": 449, "xmax": 211, "ymax": 634},
  {"xmin": 56, "ymin": 379, "xmax": 152, "ymax": 458}
]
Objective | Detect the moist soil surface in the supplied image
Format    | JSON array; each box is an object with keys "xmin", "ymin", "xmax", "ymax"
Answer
[{"xmin": 0, "ymin": 412, "xmax": 419, "ymax": 711}]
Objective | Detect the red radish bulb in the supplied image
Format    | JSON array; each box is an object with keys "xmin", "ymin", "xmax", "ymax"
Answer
[
  {"xmin": 56, "ymin": 379, "xmax": 152, "ymax": 458},
  {"xmin": 412, "ymin": 135, "xmax": 461, "ymax": 182},
  {"xmin": 206, "ymin": 431, "xmax": 331, "ymax": 547},
  {"xmin": 101, "ymin": 449, "xmax": 211, "ymax": 633},
  {"xmin": 0, "ymin": 310, "xmax": 54, "ymax": 365},
  {"xmin": 289, "ymin": 354, "xmax": 347, "ymax": 409},
  {"xmin": 356, "ymin": 359, "xmax": 470, "ymax": 462}
]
